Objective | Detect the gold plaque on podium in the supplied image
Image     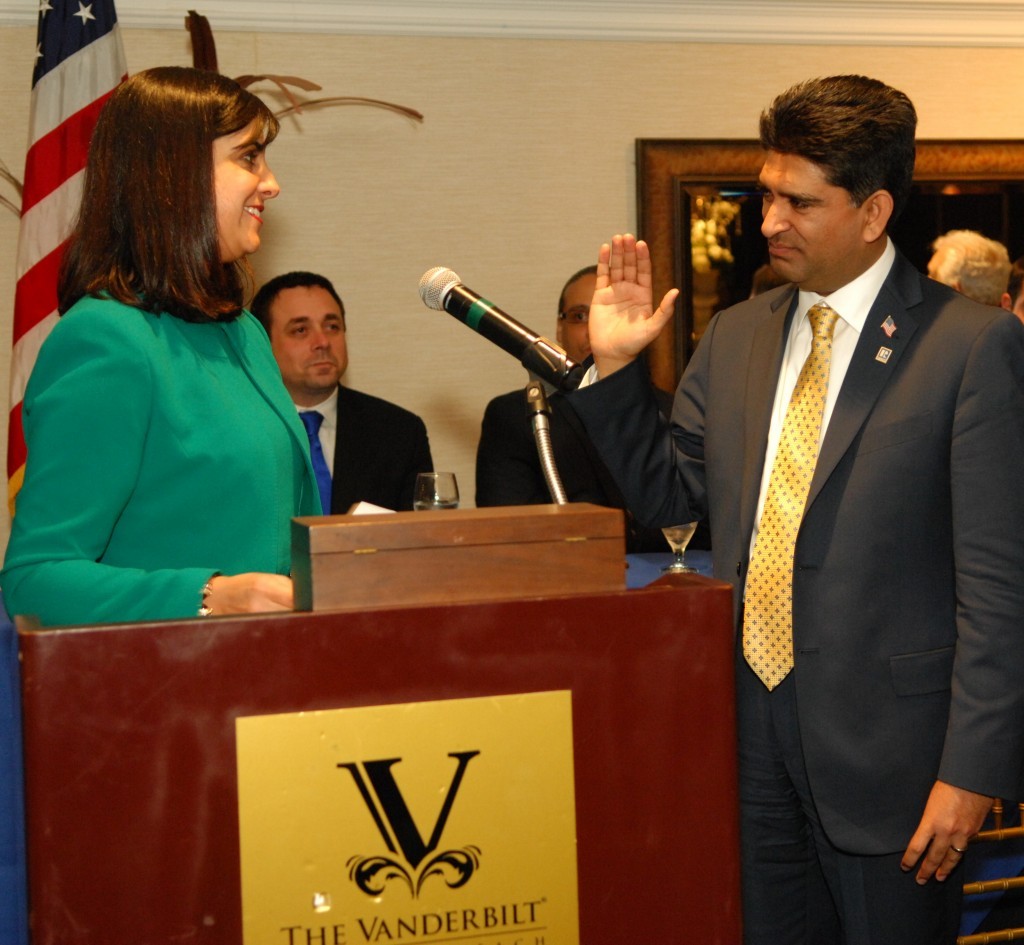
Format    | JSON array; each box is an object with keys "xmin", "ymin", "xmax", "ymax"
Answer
[{"xmin": 237, "ymin": 691, "xmax": 579, "ymax": 945}]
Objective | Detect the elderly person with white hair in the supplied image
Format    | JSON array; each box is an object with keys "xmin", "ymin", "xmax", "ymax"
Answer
[{"xmin": 927, "ymin": 228, "xmax": 1011, "ymax": 306}]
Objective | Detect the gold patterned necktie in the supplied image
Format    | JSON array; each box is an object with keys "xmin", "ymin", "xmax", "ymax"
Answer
[{"xmin": 743, "ymin": 301, "xmax": 840, "ymax": 690}]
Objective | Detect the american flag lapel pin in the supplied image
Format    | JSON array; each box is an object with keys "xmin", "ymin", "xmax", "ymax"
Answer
[{"xmin": 881, "ymin": 315, "xmax": 897, "ymax": 337}]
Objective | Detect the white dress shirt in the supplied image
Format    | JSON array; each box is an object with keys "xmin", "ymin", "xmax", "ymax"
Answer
[{"xmin": 751, "ymin": 238, "xmax": 897, "ymax": 546}]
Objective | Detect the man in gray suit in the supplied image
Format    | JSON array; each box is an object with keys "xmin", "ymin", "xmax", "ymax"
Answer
[{"xmin": 570, "ymin": 75, "xmax": 1024, "ymax": 943}]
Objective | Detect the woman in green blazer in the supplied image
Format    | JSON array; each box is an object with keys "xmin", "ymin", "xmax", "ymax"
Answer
[{"xmin": 2, "ymin": 67, "xmax": 320, "ymax": 627}]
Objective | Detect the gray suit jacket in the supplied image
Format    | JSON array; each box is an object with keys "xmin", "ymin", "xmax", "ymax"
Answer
[{"xmin": 570, "ymin": 251, "xmax": 1024, "ymax": 853}]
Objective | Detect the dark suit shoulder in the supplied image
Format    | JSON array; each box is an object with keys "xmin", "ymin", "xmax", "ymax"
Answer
[
  {"xmin": 902, "ymin": 268, "xmax": 1017, "ymax": 330},
  {"xmin": 337, "ymin": 384, "xmax": 428, "ymax": 431},
  {"xmin": 332, "ymin": 384, "xmax": 433, "ymax": 512},
  {"xmin": 481, "ymin": 388, "xmax": 537, "ymax": 429},
  {"xmin": 715, "ymin": 283, "xmax": 796, "ymax": 323},
  {"xmin": 476, "ymin": 388, "xmax": 547, "ymax": 506}
]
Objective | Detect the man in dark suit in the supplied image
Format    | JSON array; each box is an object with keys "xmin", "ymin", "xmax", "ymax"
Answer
[
  {"xmin": 251, "ymin": 271, "xmax": 433, "ymax": 512},
  {"xmin": 570, "ymin": 76, "xmax": 1024, "ymax": 943},
  {"xmin": 476, "ymin": 266, "xmax": 599, "ymax": 507}
]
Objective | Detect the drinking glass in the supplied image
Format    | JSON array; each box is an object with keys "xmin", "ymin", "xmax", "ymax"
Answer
[
  {"xmin": 413, "ymin": 472, "xmax": 460, "ymax": 511},
  {"xmin": 661, "ymin": 522, "xmax": 698, "ymax": 573}
]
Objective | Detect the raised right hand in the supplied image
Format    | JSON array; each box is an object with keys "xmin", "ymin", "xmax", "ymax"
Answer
[{"xmin": 588, "ymin": 233, "xmax": 679, "ymax": 379}]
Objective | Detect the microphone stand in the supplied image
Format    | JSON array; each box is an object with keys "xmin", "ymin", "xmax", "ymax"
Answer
[{"xmin": 524, "ymin": 381, "xmax": 568, "ymax": 505}]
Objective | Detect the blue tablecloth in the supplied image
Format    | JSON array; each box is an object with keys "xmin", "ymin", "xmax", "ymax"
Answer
[
  {"xmin": 625, "ymin": 550, "xmax": 713, "ymax": 588},
  {"xmin": 0, "ymin": 596, "xmax": 27, "ymax": 944}
]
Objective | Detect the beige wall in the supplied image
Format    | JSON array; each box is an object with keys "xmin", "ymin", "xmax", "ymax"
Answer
[{"xmin": 1, "ymin": 26, "xmax": 1023, "ymax": 550}]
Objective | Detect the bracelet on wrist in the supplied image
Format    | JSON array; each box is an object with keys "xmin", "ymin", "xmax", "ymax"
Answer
[{"xmin": 198, "ymin": 576, "xmax": 218, "ymax": 617}]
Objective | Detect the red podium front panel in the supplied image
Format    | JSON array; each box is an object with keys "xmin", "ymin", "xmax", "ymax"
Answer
[{"xmin": 19, "ymin": 578, "xmax": 740, "ymax": 944}]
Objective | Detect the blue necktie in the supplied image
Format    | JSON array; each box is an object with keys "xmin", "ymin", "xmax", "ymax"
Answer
[{"xmin": 299, "ymin": 411, "xmax": 332, "ymax": 515}]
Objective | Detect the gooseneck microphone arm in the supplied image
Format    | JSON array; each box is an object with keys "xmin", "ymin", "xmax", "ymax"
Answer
[
  {"xmin": 524, "ymin": 381, "xmax": 568, "ymax": 505},
  {"xmin": 418, "ymin": 267, "xmax": 585, "ymax": 392}
]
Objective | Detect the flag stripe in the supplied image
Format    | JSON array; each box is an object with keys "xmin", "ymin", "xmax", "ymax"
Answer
[
  {"xmin": 11, "ymin": 314, "xmax": 60, "ymax": 404},
  {"xmin": 6, "ymin": 405, "xmax": 25, "ymax": 480},
  {"xmin": 15, "ymin": 172, "xmax": 82, "ymax": 281},
  {"xmin": 12, "ymin": 246, "xmax": 65, "ymax": 347},
  {"xmin": 28, "ymin": 27, "xmax": 126, "ymax": 143},
  {"xmin": 21, "ymin": 95, "xmax": 111, "ymax": 214}
]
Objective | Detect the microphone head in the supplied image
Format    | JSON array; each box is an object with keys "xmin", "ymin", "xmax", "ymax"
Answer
[{"xmin": 419, "ymin": 266, "xmax": 462, "ymax": 311}]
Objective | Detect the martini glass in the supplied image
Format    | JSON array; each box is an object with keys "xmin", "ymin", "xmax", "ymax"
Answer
[{"xmin": 661, "ymin": 522, "xmax": 699, "ymax": 573}]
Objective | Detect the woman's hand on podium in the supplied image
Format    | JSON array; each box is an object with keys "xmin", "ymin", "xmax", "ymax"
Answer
[{"xmin": 204, "ymin": 573, "xmax": 294, "ymax": 615}]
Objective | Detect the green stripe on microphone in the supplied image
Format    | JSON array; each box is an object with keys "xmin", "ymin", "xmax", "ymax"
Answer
[{"xmin": 465, "ymin": 298, "xmax": 491, "ymax": 332}]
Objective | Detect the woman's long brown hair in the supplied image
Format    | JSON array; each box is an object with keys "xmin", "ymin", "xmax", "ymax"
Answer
[{"xmin": 58, "ymin": 66, "xmax": 280, "ymax": 322}]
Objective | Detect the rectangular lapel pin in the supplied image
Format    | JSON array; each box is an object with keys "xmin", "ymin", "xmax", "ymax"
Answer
[
  {"xmin": 876, "ymin": 347, "xmax": 893, "ymax": 364},
  {"xmin": 881, "ymin": 315, "xmax": 897, "ymax": 337}
]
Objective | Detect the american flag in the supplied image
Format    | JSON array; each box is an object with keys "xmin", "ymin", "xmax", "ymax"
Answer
[{"xmin": 8, "ymin": 0, "xmax": 127, "ymax": 513}]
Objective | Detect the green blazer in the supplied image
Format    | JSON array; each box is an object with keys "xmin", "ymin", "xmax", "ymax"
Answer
[{"xmin": 2, "ymin": 296, "xmax": 321, "ymax": 627}]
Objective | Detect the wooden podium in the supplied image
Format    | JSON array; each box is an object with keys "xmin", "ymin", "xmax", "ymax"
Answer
[{"xmin": 18, "ymin": 575, "xmax": 741, "ymax": 944}]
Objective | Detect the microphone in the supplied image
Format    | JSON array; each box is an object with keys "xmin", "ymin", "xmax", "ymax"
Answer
[{"xmin": 418, "ymin": 266, "xmax": 584, "ymax": 392}]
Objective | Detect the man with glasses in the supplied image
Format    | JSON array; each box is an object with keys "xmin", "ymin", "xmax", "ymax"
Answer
[{"xmin": 475, "ymin": 265, "xmax": 671, "ymax": 551}]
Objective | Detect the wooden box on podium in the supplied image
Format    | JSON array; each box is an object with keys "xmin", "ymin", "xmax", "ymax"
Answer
[{"xmin": 292, "ymin": 502, "xmax": 626, "ymax": 611}]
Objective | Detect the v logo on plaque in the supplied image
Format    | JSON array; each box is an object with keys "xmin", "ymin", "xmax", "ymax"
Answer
[{"xmin": 340, "ymin": 751, "xmax": 482, "ymax": 897}]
